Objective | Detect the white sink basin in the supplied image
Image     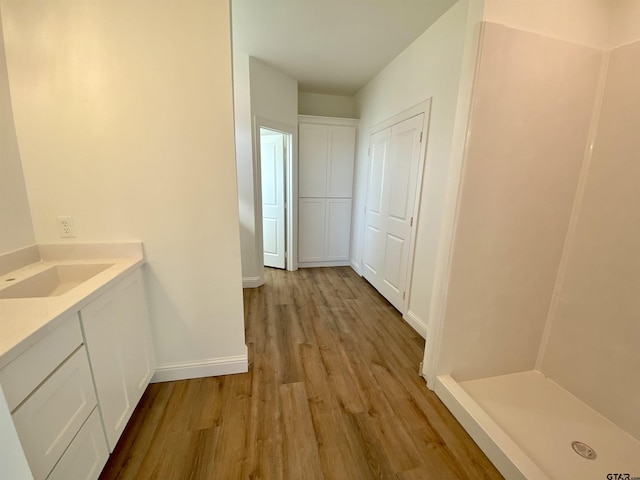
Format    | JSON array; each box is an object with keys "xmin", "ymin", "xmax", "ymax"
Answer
[{"xmin": 0, "ymin": 264, "xmax": 114, "ymax": 299}]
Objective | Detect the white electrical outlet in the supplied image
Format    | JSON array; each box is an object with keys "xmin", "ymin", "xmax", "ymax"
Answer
[{"xmin": 57, "ymin": 216, "xmax": 76, "ymax": 238}]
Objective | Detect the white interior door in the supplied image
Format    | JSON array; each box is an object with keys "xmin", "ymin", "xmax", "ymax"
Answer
[
  {"xmin": 363, "ymin": 114, "xmax": 424, "ymax": 312},
  {"xmin": 261, "ymin": 129, "xmax": 286, "ymax": 269},
  {"xmin": 363, "ymin": 128, "xmax": 391, "ymax": 283}
]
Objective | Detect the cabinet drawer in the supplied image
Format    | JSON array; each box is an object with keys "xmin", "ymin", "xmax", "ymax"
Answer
[
  {"xmin": 0, "ymin": 312, "xmax": 83, "ymax": 411},
  {"xmin": 47, "ymin": 409, "xmax": 109, "ymax": 480},
  {"xmin": 12, "ymin": 347, "xmax": 97, "ymax": 480}
]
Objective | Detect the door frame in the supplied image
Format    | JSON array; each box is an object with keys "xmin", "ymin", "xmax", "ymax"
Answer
[
  {"xmin": 361, "ymin": 99, "xmax": 432, "ymax": 320},
  {"xmin": 253, "ymin": 116, "xmax": 298, "ymax": 272}
]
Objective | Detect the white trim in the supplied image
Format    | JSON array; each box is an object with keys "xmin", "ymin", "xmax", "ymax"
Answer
[
  {"xmin": 298, "ymin": 115, "xmax": 359, "ymax": 126},
  {"xmin": 242, "ymin": 276, "xmax": 264, "ymax": 288},
  {"xmin": 298, "ymin": 260, "xmax": 350, "ymax": 268},
  {"xmin": 253, "ymin": 117, "xmax": 298, "ymax": 272},
  {"xmin": 402, "ymin": 101, "xmax": 431, "ymax": 316},
  {"xmin": 403, "ymin": 310, "xmax": 427, "ymax": 339},
  {"xmin": 434, "ymin": 375, "xmax": 547, "ymax": 480},
  {"xmin": 151, "ymin": 351, "xmax": 249, "ymax": 383}
]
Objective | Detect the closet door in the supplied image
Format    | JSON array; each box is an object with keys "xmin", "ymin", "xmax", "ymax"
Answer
[{"xmin": 363, "ymin": 114, "xmax": 424, "ymax": 312}]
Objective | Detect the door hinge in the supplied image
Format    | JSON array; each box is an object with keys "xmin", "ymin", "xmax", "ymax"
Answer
[
  {"xmin": 402, "ymin": 291, "xmax": 406, "ymax": 300},
  {"xmin": 419, "ymin": 131, "xmax": 423, "ymax": 143},
  {"xmin": 368, "ymin": 147, "xmax": 371, "ymax": 156},
  {"xmin": 410, "ymin": 216, "xmax": 414, "ymax": 227}
]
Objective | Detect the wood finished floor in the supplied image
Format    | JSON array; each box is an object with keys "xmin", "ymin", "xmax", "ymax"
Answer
[{"xmin": 100, "ymin": 267, "xmax": 503, "ymax": 480}]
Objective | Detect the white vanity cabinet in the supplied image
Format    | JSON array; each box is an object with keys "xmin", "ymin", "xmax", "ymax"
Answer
[
  {"xmin": 298, "ymin": 115, "xmax": 358, "ymax": 267},
  {"xmin": 0, "ymin": 313, "xmax": 109, "ymax": 480},
  {"xmin": 0, "ymin": 263, "xmax": 155, "ymax": 480},
  {"xmin": 80, "ymin": 268, "xmax": 155, "ymax": 451}
]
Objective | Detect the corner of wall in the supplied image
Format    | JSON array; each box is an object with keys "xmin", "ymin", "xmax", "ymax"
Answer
[
  {"xmin": 422, "ymin": 1, "xmax": 487, "ymax": 386},
  {"xmin": 0, "ymin": 10, "xmax": 36, "ymax": 254},
  {"xmin": 535, "ymin": 47, "xmax": 610, "ymax": 370}
]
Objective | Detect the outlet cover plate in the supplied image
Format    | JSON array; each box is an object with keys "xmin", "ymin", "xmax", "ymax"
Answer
[{"xmin": 57, "ymin": 216, "xmax": 76, "ymax": 238}]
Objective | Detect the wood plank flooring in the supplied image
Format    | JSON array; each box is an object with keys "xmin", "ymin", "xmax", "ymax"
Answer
[{"xmin": 99, "ymin": 267, "xmax": 502, "ymax": 480}]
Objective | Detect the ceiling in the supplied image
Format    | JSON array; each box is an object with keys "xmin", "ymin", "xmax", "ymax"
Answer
[{"xmin": 231, "ymin": 0, "xmax": 458, "ymax": 95}]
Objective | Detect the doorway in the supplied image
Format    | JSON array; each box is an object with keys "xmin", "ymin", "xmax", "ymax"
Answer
[{"xmin": 254, "ymin": 118, "xmax": 296, "ymax": 273}]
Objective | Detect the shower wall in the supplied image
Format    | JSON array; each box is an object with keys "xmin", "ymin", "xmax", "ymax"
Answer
[
  {"xmin": 435, "ymin": 22, "xmax": 604, "ymax": 380},
  {"xmin": 434, "ymin": 0, "xmax": 640, "ymax": 442},
  {"xmin": 539, "ymin": 39, "xmax": 640, "ymax": 441}
]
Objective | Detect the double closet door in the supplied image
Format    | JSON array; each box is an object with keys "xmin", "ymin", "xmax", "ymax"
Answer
[
  {"xmin": 362, "ymin": 113, "xmax": 425, "ymax": 312},
  {"xmin": 298, "ymin": 116, "xmax": 358, "ymax": 267}
]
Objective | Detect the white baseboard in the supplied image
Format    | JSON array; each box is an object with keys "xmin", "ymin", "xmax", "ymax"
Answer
[
  {"xmin": 404, "ymin": 310, "xmax": 427, "ymax": 339},
  {"xmin": 298, "ymin": 260, "xmax": 350, "ymax": 268},
  {"xmin": 151, "ymin": 351, "xmax": 249, "ymax": 383},
  {"xmin": 243, "ymin": 276, "xmax": 264, "ymax": 288},
  {"xmin": 350, "ymin": 259, "xmax": 362, "ymax": 275}
]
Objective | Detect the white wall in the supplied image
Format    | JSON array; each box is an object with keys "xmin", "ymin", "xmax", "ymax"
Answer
[
  {"xmin": 483, "ymin": 0, "xmax": 640, "ymax": 49},
  {"xmin": 484, "ymin": 0, "xmax": 612, "ymax": 49},
  {"xmin": 609, "ymin": 0, "xmax": 640, "ymax": 47},
  {"xmin": 234, "ymin": 56, "xmax": 297, "ymax": 285},
  {"xmin": 298, "ymin": 92, "xmax": 356, "ymax": 118},
  {"xmin": 249, "ymin": 57, "xmax": 298, "ymax": 138},
  {"xmin": 1, "ymin": 0, "xmax": 247, "ymax": 377},
  {"xmin": 353, "ymin": 0, "xmax": 478, "ymax": 332},
  {"xmin": 0, "ymin": 8, "xmax": 33, "ymax": 254}
]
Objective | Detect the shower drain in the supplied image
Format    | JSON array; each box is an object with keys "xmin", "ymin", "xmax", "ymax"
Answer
[{"xmin": 571, "ymin": 441, "xmax": 597, "ymax": 460}]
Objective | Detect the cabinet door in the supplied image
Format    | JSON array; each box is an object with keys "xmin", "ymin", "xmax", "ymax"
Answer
[
  {"xmin": 299, "ymin": 123, "xmax": 328, "ymax": 197},
  {"xmin": 117, "ymin": 270, "xmax": 155, "ymax": 407},
  {"xmin": 80, "ymin": 287, "xmax": 130, "ymax": 451},
  {"xmin": 326, "ymin": 198, "xmax": 352, "ymax": 261},
  {"xmin": 298, "ymin": 198, "xmax": 326, "ymax": 262},
  {"xmin": 47, "ymin": 409, "xmax": 108, "ymax": 480},
  {"xmin": 81, "ymin": 269, "xmax": 154, "ymax": 452},
  {"xmin": 327, "ymin": 126, "xmax": 356, "ymax": 197}
]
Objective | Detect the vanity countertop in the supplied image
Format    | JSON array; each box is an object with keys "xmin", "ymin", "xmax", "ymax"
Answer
[{"xmin": 0, "ymin": 243, "xmax": 145, "ymax": 370}]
